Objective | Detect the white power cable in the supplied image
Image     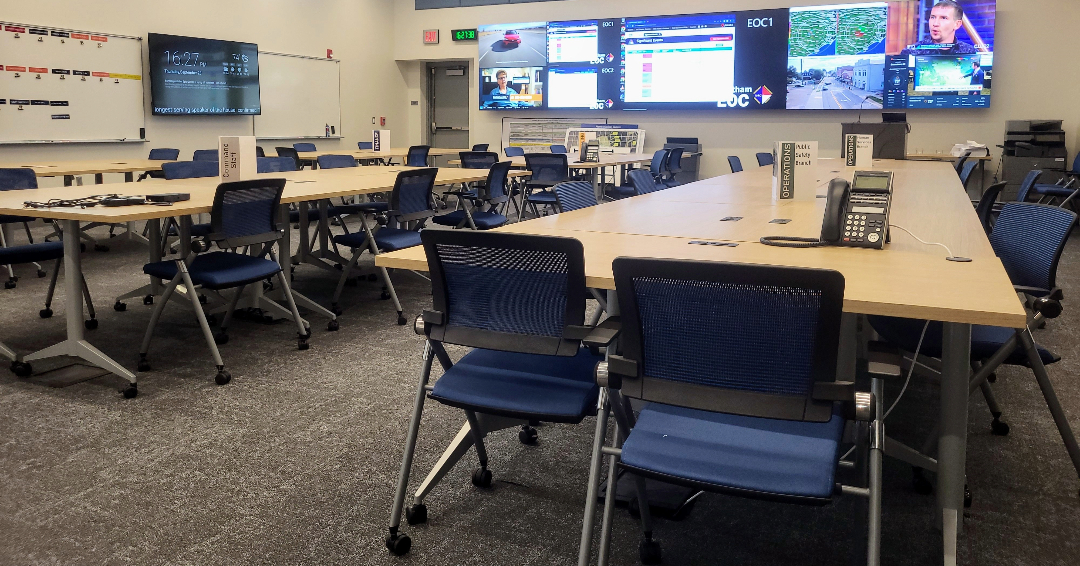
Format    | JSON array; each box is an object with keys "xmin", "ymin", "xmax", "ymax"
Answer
[{"xmin": 890, "ymin": 224, "xmax": 957, "ymax": 259}]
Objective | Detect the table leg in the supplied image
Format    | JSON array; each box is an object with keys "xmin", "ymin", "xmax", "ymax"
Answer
[
  {"xmin": 592, "ymin": 169, "xmax": 602, "ymax": 203},
  {"xmin": 24, "ymin": 219, "xmax": 135, "ymax": 384},
  {"xmin": 937, "ymin": 322, "xmax": 971, "ymax": 566}
]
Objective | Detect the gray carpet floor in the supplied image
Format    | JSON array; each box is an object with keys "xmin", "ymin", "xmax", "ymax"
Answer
[{"xmin": 1, "ymin": 217, "xmax": 1079, "ymax": 566}]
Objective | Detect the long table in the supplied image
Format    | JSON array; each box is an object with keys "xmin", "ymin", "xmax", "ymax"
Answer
[
  {"xmin": 377, "ymin": 158, "xmax": 1027, "ymax": 566},
  {"xmin": 296, "ymin": 147, "xmax": 462, "ymax": 165},
  {"xmin": 0, "ymin": 165, "xmax": 525, "ymax": 392}
]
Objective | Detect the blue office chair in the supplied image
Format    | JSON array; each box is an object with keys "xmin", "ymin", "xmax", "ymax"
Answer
[
  {"xmin": 953, "ymin": 151, "xmax": 972, "ymax": 173},
  {"xmin": 458, "ymin": 151, "xmax": 499, "ymax": 169},
  {"xmin": 627, "ymin": 168, "xmax": 665, "ymax": 195},
  {"xmin": 1015, "ymin": 170, "xmax": 1043, "ymax": 203},
  {"xmin": 974, "ymin": 181, "xmax": 1007, "ymax": 234},
  {"xmin": 193, "ymin": 149, "xmax": 218, "ymax": 161},
  {"xmin": 293, "ymin": 142, "xmax": 317, "ymax": 152},
  {"xmin": 316, "ymin": 154, "xmax": 357, "ymax": 169},
  {"xmin": 868, "ymin": 202, "xmax": 1080, "ymax": 489},
  {"xmin": 433, "ymin": 162, "xmax": 512, "ymax": 229},
  {"xmin": 523, "ymin": 153, "xmax": 569, "ymax": 217},
  {"xmin": 140, "ymin": 148, "xmax": 181, "ymax": 181},
  {"xmin": 162, "ymin": 161, "xmax": 218, "ymax": 180},
  {"xmin": 319, "ymin": 154, "xmax": 390, "ymax": 219},
  {"xmin": 554, "ymin": 181, "xmax": 599, "ymax": 212},
  {"xmin": 385, "ymin": 230, "xmax": 611, "ymax": 556},
  {"xmin": 756, "ymin": 151, "xmax": 774, "ymax": 167},
  {"xmin": 958, "ymin": 160, "xmax": 979, "ymax": 189},
  {"xmin": 257, "ymin": 157, "xmax": 298, "ymax": 174},
  {"xmin": 331, "ymin": 168, "xmax": 439, "ymax": 324},
  {"xmin": 581, "ymin": 258, "xmax": 881, "ymax": 565},
  {"xmin": 727, "ymin": 155, "xmax": 743, "ymax": 173},
  {"xmin": 471, "ymin": 143, "xmax": 489, "ymax": 151},
  {"xmin": 663, "ymin": 147, "xmax": 685, "ymax": 187},
  {"xmin": 138, "ymin": 178, "xmax": 310, "ymax": 385},
  {"xmin": 504, "ymin": 146, "xmax": 525, "ymax": 157},
  {"xmin": 358, "ymin": 141, "xmax": 374, "ymax": 150},
  {"xmin": 550, "ymin": 144, "xmax": 568, "ymax": 154},
  {"xmin": 0, "ymin": 168, "xmax": 48, "ymax": 287},
  {"xmin": 275, "ymin": 147, "xmax": 304, "ymax": 170},
  {"xmin": 648, "ymin": 149, "xmax": 670, "ymax": 182},
  {"xmin": 406, "ymin": 146, "xmax": 430, "ymax": 167}
]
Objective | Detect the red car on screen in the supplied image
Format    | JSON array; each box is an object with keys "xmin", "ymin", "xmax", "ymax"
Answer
[{"xmin": 502, "ymin": 30, "xmax": 521, "ymax": 46}]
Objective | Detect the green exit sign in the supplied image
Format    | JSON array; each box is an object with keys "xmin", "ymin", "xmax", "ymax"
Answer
[{"xmin": 452, "ymin": 29, "xmax": 477, "ymax": 42}]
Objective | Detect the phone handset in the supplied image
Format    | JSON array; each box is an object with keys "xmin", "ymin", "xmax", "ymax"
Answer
[
  {"xmin": 761, "ymin": 172, "xmax": 892, "ymax": 249},
  {"xmin": 759, "ymin": 178, "xmax": 851, "ymax": 248}
]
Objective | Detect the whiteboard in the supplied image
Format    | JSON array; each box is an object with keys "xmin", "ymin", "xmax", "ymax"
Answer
[
  {"xmin": 0, "ymin": 21, "xmax": 145, "ymax": 144},
  {"xmin": 254, "ymin": 52, "xmax": 340, "ymax": 139},
  {"xmin": 501, "ymin": 117, "xmax": 608, "ymax": 154}
]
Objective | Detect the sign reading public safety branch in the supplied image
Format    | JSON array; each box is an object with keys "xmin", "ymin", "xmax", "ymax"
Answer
[
  {"xmin": 219, "ymin": 136, "xmax": 258, "ymax": 181},
  {"xmin": 773, "ymin": 141, "xmax": 817, "ymax": 201}
]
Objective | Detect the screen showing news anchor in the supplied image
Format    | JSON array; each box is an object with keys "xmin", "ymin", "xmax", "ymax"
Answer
[
  {"xmin": 480, "ymin": 67, "xmax": 545, "ymax": 109},
  {"xmin": 883, "ymin": 0, "xmax": 995, "ymax": 109}
]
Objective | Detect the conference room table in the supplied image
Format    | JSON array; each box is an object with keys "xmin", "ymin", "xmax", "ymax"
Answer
[
  {"xmin": 0, "ymin": 164, "xmax": 527, "ymax": 392},
  {"xmin": 376, "ymin": 158, "xmax": 1028, "ymax": 566},
  {"xmin": 295, "ymin": 147, "xmax": 462, "ymax": 167}
]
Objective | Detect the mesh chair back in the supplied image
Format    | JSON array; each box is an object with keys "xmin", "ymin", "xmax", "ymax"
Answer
[
  {"xmin": 390, "ymin": 168, "xmax": 438, "ymax": 223},
  {"xmin": 756, "ymin": 152, "xmax": 774, "ymax": 167},
  {"xmin": 953, "ymin": 152, "xmax": 971, "ymax": 173},
  {"xmin": 459, "ymin": 151, "xmax": 499, "ymax": 169},
  {"xmin": 959, "ymin": 160, "xmax": 979, "ymax": 187},
  {"xmin": 550, "ymin": 145, "xmax": 568, "ymax": 154},
  {"xmin": 990, "ymin": 202, "xmax": 1077, "ymax": 293},
  {"xmin": 162, "ymin": 160, "xmax": 219, "ymax": 180},
  {"xmin": 666, "ymin": 147, "xmax": 685, "ymax": 175},
  {"xmin": 524, "ymin": 153, "xmax": 569, "ymax": 184},
  {"xmin": 554, "ymin": 181, "xmax": 598, "ymax": 212},
  {"xmin": 612, "ymin": 258, "xmax": 846, "ymax": 422},
  {"xmin": 1071, "ymin": 152, "xmax": 1080, "ymax": 174},
  {"xmin": 193, "ymin": 149, "xmax": 218, "ymax": 161},
  {"xmin": 210, "ymin": 179, "xmax": 287, "ymax": 248},
  {"xmin": 275, "ymin": 147, "xmax": 303, "ymax": 171},
  {"xmin": 257, "ymin": 157, "xmax": 298, "ymax": 174},
  {"xmin": 472, "ymin": 144, "xmax": 489, "ymax": 151},
  {"xmin": 484, "ymin": 162, "xmax": 512, "ymax": 202},
  {"xmin": 317, "ymin": 154, "xmax": 358, "ymax": 169},
  {"xmin": 728, "ymin": 155, "xmax": 743, "ymax": 173},
  {"xmin": 504, "ymin": 146, "xmax": 525, "ymax": 157},
  {"xmin": 255, "ymin": 146, "xmax": 265, "ymax": 158},
  {"xmin": 649, "ymin": 149, "xmax": 670, "ymax": 177},
  {"xmin": 149, "ymin": 148, "xmax": 180, "ymax": 161},
  {"xmin": 421, "ymin": 230, "xmax": 587, "ymax": 356},
  {"xmin": 974, "ymin": 182, "xmax": 1006, "ymax": 234},
  {"xmin": 1015, "ymin": 170, "xmax": 1043, "ymax": 202},
  {"xmin": 358, "ymin": 141, "xmax": 374, "ymax": 150},
  {"xmin": 293, "ymin": 143, "xmax": 317, "ymax": 152},
  {"xmin": 406, "ymin": 145, "xmax": 431, "ymax": 167},
  {"xmin": 0, "ymin": 168, "xmax": 39, "ymax": 191},
  {"xmin": 627, "ymin": 169, "xmax": 662, "ymax": 195}
]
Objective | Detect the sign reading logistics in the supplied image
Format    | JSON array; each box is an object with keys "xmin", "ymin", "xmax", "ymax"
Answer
[
  {"xmin": 773, "ymin": 141, "xmax": 818, "ymax": 201},
  {"xmin": 218, "ymin": 136, "xmax": 258, "ymax": 181}
]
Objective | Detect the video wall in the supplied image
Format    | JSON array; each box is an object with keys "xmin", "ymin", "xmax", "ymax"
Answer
[{"xmin": 478, "ymin": 0, "xmax": 995, "ymax": 111}]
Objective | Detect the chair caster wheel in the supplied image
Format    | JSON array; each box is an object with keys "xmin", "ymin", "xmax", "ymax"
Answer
[
  {"xmin": 991, "ymin": 418, "xmax": 1010, "ymax": 436},
  {"xmin": 298, "ymin": 338, "xmax": 310, "ymax": 351},
  {"xmin": 137, "ymin": 357, "xmax": 151, "ymax": 372},
  {"xmin": 639, "ymin": 538, "xmax": 662, "ymax": 565},
  {"xmin": 214, "ymin": 333, "xmax": 229, "ymax": 345},
  {"xmin": 84, "ymin": 318, "xmax": 98, "ymax": 330},
  {"xmin": 397, "ymin": 313, "xmax": 407, "ymax": 326},
  {"xmin": 143, "ymin": 295, "xmax": 154, "ymax": 306},
  {"xmin": 385, "ymin": 533, "xmax": 412, "ymax": 556},
  {"xmin": 39, "ymin": 308, "xmax": 53, "ymax": 318},
  {"xmin": 11, "ymin": 361, "xmax": 32, "ymax": 377},
  {"xmin": 334, "ymin": 263, "xmax": 343, "ymax": 271},
  {"xmin": 368, "ymin": 273, "xmax": 378, "ymax": 282},
  {"xmin": 331, "ymin": 304, "xmax": 343, "ymax": 316},
  {"xmin": 471, "ymin": 467, "xmax": 493, "ymax": 488},
  {"xmin": 215, "ymin": 370, "xmax": 231, "ymax": 385},
  {"xmin": 4, "ymin": 280, "xmax": 16, "ymax": 289},
  {"xmin": 344, "ymin": 278, "xmax": 358, "ymax": 288},
  {"xmin": 80, "ymin": 243, "xmax": 86, "ymax": 252},
  {"xmin": 405, "ymin": 503, "xmax": 428, "ymax": 525},
  {"xmin": 381, "ymin": 290, "xmax": 391, "ymax": 300},
  {"xmin": 519, "ymin": 426, "xmax": 538, "ymax": 445},
  {"xmin": 912, "ymin": 468, "xmax": 933, "ymax": 495},
  {"xmin": 114, "ymin": 301, "xmax": 127, "ymax": 312},
  {"xmin": 987, "ymin": 372, "xmax": 997, "ymax": 383},
  {"xmin": 964, "ymin": 485, "xmax": 972, "ymax": 508},
  {"xmin": 121, "ymin": 384, "xmax": 138, "ymax": 399},
  {"xmin": 327, "ymin": 320, "xmax": 340, "ymax": 331},
  {"xmin": 199, "ymin": 295, "xmax": 207, "ymax": 304},
  {"xmin": 94, "ymin": 244, "xmax": 109, "ymax": 252},
  {"xmin": 37, "ymin": 269, "xmax": 47, "ymax": 278}
]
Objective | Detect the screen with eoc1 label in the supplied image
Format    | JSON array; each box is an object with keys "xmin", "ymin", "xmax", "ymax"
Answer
[{"xmin": 148, "ymin": 33, "xmax": 261, "ymax": 115}]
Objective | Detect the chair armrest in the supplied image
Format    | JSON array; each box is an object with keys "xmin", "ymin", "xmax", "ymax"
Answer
[
  {"xmin": 564, "ymin": 317, "xmax": 621, "ymax": 348},
  {"xmin": 594, "ymin": 353, "xmax": 638, "ymax": 389},
  {"xmin": 1013, "ymin": 285, "xmax": 1055, "ymax": 298}
]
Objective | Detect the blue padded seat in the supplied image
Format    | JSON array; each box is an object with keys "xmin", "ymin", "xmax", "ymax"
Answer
[
  {"xmin": 430, "ymin": 347, "xmax": 602, "ymax": 422},
  {"xmin": 621, "ymin": 402, "xmax": 845, "ymax": 500},
  {"xmin": 334, "ymin": 227, "xmax": 421, "ymax": 252},
  {"xmin": 1033, "ymin": 184, "xmax": 1076, "ymax": 199},
  {"xmin": 868, "ymin": 316, "xmax": 1059, "ymax": 366},
  {"xmin": 143, "ymin": 252, "xmax": 281, "ymax": 290},
  {"xmin": 0, "ymin": 241, "xmax": 63, "ymax": 265},
  {"xmin": 528, "ymin": 190, "xmax": 558, "ymax": 204},
  {"xmin": 431, "ymin": 209, "xmax": 508, "ymax": 229}
]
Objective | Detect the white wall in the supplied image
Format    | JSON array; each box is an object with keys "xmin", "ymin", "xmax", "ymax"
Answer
[
  {"xmin": 0, "ymin": 0, "xmax": 404, "ymax": 186},
  {"xmin": 393, "ymin": 0, "xmax": 1080, "ymax": 180}
]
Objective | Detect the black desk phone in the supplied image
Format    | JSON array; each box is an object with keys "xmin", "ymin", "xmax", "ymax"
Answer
[{"xmin": 821, "ymin": 170, "xmax": 893, "ymax": 249}]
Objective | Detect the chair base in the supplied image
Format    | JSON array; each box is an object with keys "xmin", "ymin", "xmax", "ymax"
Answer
[{"xmin": 599, "ymin": 469, "xmax": 700, "ymax": 520}]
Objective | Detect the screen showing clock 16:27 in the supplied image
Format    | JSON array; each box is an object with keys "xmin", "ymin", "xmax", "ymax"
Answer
[{"xmin": 148, "ymin": 33, "xmax": 261, "ymax": 115}]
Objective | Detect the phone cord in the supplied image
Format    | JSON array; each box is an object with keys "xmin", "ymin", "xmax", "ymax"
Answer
[{"xmin": 759, "ymin": 236, "xmax": 827, "ymax": 248}]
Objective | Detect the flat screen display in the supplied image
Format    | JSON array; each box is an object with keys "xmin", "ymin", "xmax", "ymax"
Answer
[
  {"xmin": 148, "ymin": 33, "xmax": 261, "ymax": 115},
  {"xmin": 478, "ymin": 23, "xmax": 546, "ymax": 109}
]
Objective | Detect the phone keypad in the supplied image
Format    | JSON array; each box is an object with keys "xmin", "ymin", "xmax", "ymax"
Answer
[{"xmin": 843, "ymin": 214, "xmax": 886, "ymax": 248}]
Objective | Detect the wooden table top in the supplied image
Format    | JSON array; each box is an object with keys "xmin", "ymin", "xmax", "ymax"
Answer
[
  {"xmin": 376, "ymin": 158, "xmax": 1027, "ymax": 328},
  {"xmin": 907, "ymin": 153, "xmax": 992, "ymax": 161},
  {"xmin": 0, "ymin": 159, "xmax": 172, "ymax": 177},
  {"xmin": 296, "ymin": 148, "xmax": 462, "ymax": 161},
  {"xmin": 0, "ymin": 166, "xmax": 528, "ymax": 223},
  {"xmin": 448, "ymin": 153, "xmax": 657, "ymax": 169}
]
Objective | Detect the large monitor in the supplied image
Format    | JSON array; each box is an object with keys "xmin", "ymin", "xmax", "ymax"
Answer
[
  {"xmin": 148, "ymin": 33, "xmax": 261, "ymax": 115},
  {"xmin": 477, "ymin": 23, "xmax": 547, "ymax": 109}
]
